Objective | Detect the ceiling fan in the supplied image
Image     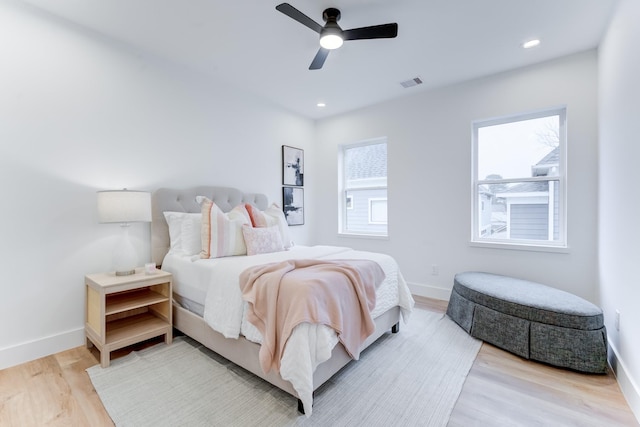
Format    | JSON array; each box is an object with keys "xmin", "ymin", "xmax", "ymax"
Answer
[{"xmin": 275, "ymin": 3, "xmax": 398, "ymax": 70}]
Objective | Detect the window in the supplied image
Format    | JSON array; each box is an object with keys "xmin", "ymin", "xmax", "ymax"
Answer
[
  {"xmin": 339, "ymin": 139, "xmax": 388, "ymax": 236},
  {"xmin": 345, "ymin": 195, "xmax": 353, "ymax": 210},
  {"xmin": 471, "ymin": 108, "xmax": 566, "ymax": 249},
  {"xmin": 369, "ymin": 198, "xmax": 388, "ymax": 224}
]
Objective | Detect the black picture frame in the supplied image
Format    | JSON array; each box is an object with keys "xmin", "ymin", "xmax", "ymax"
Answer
[
  {"xmin": 283, "ymin": 186, "xmax": 304, "ymax": 226},
  {"xmin": 282, "ymin": 145, "xmax": 304, "ymax": 186}
]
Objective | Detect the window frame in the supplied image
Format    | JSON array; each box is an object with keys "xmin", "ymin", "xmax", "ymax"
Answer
[
  {"xmin": 338, "ymin": 138, "xmax": 388, "ymax": 238},
  {"xmin": 471, "ymin": 107, "xmax": 568, "ymax": 251}
]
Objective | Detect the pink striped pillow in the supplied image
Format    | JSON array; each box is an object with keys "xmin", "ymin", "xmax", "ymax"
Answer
[
  {"xmin": 198, "ymin": 197, "xmax": 250, "ymax": 258},
  {"xmin": 246, "ymin": 203, "xmax": 268, "ymax": 227},
  {"xmin": 245, "ymin": 203, "xmax": 291, "ymax": 249}
]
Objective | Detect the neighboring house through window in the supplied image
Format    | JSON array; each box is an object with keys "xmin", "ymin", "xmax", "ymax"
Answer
[
  {"xmin": 472, "ymin": 108, "xmax": 566, "ymax": 249},
  {"xmin": 339, "ymin": 138, "xmax": 388, "ymax": 236}
]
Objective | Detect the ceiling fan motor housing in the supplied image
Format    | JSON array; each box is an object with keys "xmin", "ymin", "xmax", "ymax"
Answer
[{"xmin": 322, "ymin": 8, "xmax": 341, "ymax": 23}]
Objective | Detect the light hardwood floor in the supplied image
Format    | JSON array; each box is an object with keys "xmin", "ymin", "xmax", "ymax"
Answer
[
  {"xmin": 0, "ymin": 298, "xmax": 637, "ymax": 426},
  {"xmin": 414, "ymin": 297, "xmax": 639, "ymax": 427}
]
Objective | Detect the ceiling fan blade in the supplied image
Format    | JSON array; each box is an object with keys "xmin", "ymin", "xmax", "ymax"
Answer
[
  {"xmin": 276, "ymin": 3, "xmax": 323, "ymax": 34},
  {"xmin": 343, "ymin": 23, "xmax": 398, "ymax": 41},
  {"xmin": 309, "ymin": 48, "xmax": 330, "ymax": 70}
]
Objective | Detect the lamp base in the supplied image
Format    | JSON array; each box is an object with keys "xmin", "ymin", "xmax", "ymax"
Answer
[
  {"xmin": 115, "ymin": 269, "xmax": 136, "ymax": 276},
  {"xmin": 112, "ymin": 224, "xmax": 138, "ymax": 277}
]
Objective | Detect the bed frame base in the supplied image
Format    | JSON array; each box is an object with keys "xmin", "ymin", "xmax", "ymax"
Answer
[
  {"xmin": 296, "ymin": 317, "xmax": 398, "ymax": 415},
  {"xmin": 297, "ymin": 396, "xmax": 308, "ymax": 414},
  {"xmin": 173, "ymin": 302, "xmax": 401, "ymax": 410}
]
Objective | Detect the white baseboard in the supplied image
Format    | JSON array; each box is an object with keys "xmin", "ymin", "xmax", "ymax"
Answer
[
  {"xmin": 0, "ymin": 327, "xmax": 85, "ymax": 371},
  {"xmin": 407, "ymin": 281, "xmax": 452, "ymax": 302},
  {"xmin": 608, "ymin": 340, "xmax": 640, "ymax": 423}
]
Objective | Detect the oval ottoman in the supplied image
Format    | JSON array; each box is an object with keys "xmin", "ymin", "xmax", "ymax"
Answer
[{"xmin": 446, "ymin": 271, "xmax": 607, "ymax": 374}]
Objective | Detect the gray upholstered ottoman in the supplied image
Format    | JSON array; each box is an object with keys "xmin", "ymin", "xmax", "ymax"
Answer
[{"xmin": 446, "ymin": 271, "xmax": 607, "ymax": 373}]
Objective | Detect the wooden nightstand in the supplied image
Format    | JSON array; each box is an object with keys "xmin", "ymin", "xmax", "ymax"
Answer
[{"xmin": 85, "ymin": 268, "xmax": 173, "ymax": 367}]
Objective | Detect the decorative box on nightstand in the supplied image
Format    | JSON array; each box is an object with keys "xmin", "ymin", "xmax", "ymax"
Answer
[{"xmin": 85, "ymin": 268, "xmax": 173, "ymax": 367}]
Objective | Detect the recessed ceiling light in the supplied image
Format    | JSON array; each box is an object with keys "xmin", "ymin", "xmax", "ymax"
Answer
[
  {"xmin": 317, "ymin": 102, "xmax": 326, "ymax": 107},
  {"xmin": 523, "ymin": 39, "xmax": 540, "ymax": 49}
]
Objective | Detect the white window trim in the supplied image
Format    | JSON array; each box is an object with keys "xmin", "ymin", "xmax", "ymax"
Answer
[{"xmin": 470, "ymin": 107, "xmax": 567, "ymax": 251}]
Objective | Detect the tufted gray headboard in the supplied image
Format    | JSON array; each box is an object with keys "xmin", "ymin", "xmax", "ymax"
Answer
[{"xmin": 151, "ymin": 186, "xmax": 268, "ymax": 266}]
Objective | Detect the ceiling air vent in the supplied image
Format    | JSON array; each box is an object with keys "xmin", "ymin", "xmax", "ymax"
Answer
[{"xmin": 400, "ymin": 77, "xmax": 423, "ymax": 88}]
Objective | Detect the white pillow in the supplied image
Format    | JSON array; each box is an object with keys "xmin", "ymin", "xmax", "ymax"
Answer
[
  {"xmin": 163, "ymin": 212, "xmax": 202, "ymax": 256},
  {"xmin": 242, "ymin": 225, "xmax": 284, "ymax": 256},
  {"xmin": 245, "ymin": 203, "xmax": 292, "ymax": 249},
  {"xmin": 197, "ymin": 197, "xmax": 250, "ymax": 258}
]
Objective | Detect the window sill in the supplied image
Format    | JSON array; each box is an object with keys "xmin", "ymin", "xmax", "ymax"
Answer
[
  {"xmin": 338, "ymin": 232, "xmax": 389, "ymax": 241},
  {"xmin": 469, "ymin": 240, "xmax": 569, "ymax": 253}
]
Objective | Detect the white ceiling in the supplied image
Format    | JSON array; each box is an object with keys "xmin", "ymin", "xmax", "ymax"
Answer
[{"xmin": 22, "ymin": 0, "xmax": 618, "ymax": 119}]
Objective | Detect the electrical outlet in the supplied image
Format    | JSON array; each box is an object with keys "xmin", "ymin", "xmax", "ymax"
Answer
[
  {"xmin": 431, "ymin": 264, "xmax": 439, "ymax": 276},
  {"xmin": 615, "ymin": 310, "xmax": 620, "ymax": 331}
]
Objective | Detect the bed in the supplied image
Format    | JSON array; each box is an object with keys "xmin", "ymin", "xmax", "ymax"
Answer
[{"xmin": 151, "ymin": 186, "xmax": 414, "ymax": 415}]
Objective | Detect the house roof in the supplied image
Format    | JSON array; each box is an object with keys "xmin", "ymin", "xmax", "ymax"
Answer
[
  {"xmin": 499, "ymin": 148, "xmax": 557, "ymax": 195},
  {"xmin": 346, "ymin": 143, "xmax": 387, "ymax": 181},
  {"xmin": 532, "ymin": 146, "xmax": 560, "ymax": 176},
  {"xmin": 536, "ymin": 147, "xmax": 559, "ymax": 166},
  {"xmin": 500, "ymin": 181, "xmax": 549, "ymax": 195}
]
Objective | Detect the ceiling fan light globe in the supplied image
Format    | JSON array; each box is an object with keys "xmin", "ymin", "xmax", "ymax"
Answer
[{"xmin": 320, "ymin": 34, "xmax": 343, "ymax": 50}]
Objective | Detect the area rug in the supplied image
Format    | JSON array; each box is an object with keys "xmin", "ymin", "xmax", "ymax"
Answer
[{"xmin": 87, "ymin": 309, "xmax": 481, "ymax": 426}]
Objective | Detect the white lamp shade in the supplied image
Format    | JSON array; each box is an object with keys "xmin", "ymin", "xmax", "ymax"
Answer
[{"xmin": 97, "ymin": 190, "xmax": 151, "ymax": 223}]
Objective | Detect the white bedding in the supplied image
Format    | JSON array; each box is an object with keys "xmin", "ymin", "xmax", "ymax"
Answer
[{"xmin": 162, "ymin": 245, "xmax": 414, "ymax": 415}]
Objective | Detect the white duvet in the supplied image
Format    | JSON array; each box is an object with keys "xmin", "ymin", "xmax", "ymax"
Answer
[{"xmin": 163, "ymin": 245, "xmax": 414, "ymax": 416}]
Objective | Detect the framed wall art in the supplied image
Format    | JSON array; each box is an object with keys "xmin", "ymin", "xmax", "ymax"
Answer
[
  {"xmin": 283, "ymin": 186, "xmax": 304, "ymax": 226},
  {"xmin": 282, "ymin": 145, "xmax": 304, "ymax": 186}
]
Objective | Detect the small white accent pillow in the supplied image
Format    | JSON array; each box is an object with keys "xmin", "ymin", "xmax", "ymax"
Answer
[
  {"xmin": 245, "ymin": 203, "xmax": 292, "ymax": 249},
  {"xmin": 163, "ymin": 212, "xmax": 202, "ymax": 256},
  {"xmin": 242, "ymin": 225, "xmax": 285, "ymax": 256},
  {"xmin": 197, "ymin": 197, "xmax": 250, "ymax": 259}
]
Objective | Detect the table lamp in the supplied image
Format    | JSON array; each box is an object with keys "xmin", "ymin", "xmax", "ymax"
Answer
[{"xmin": 97, "ymin": 189, "xmax": 151, "ymax": 276}]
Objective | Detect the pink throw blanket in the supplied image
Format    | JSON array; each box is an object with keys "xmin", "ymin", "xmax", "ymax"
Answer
[{"xmin": 239, "ymin": 259, "xmax": 385, "ymax": 374}]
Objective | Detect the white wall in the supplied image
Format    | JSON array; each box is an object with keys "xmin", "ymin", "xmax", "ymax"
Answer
[
  {"xmin": 599, "ymin": 0, "xmax": 640, "ymax": 418},
  {"xmin": 0, "ymin": 1, "xmax": 315, "ymax": 369},
  {"xmin": 315, "ymin": 50, "xmax": 599, "ymax": 303}
]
